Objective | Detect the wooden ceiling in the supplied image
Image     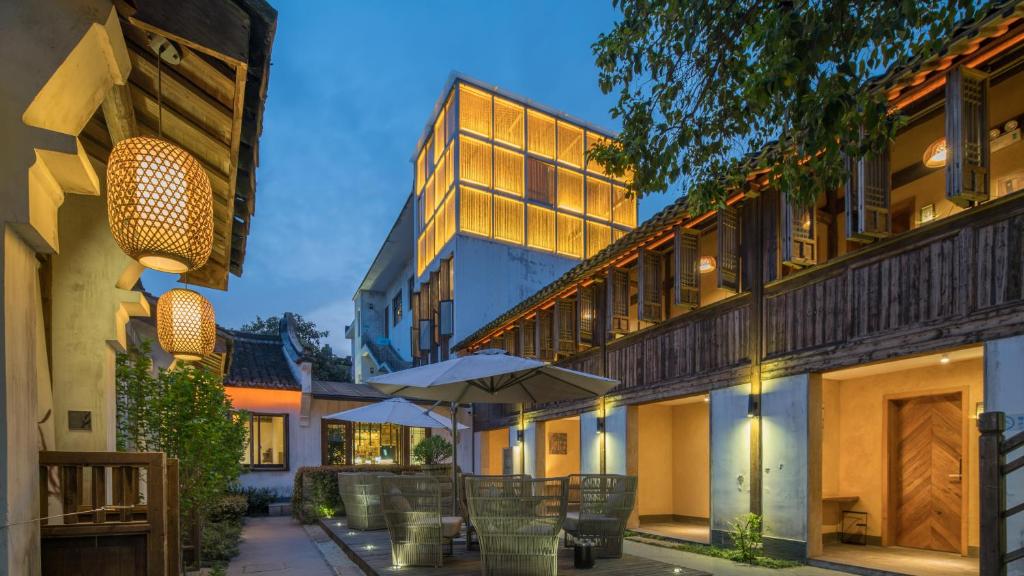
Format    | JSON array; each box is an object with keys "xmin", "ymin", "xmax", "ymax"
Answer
[{"xmin": 80, "ymin": 0, "xmax": 276, "ymax": 290}]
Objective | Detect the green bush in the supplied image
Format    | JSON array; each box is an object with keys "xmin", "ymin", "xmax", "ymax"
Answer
[
  {"xmin": 413, "ymin": 436, "xmax": 453, "ymax": 465},
  {"xmin": 207, "ymin": 495, "xmax": 248, "ymax": 523},
  {"xmin": 227, "ymin": 485, "xmax": 278, "ymax": 516},
  {"xmin": 730, "ymin": 513, "xmax": 764, "ymax": 564},
  {"xmin": 292, "ymin": 464, "xmax": 422, "ymax": 524},
  {"xmin": 201, "ymin": 518, "xmax": 243, "ymax": 566}
]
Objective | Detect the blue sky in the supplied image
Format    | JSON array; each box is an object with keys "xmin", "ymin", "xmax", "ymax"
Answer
[{"xmin": 143, "ymin": 1, "xmax": 677, "ymax": 353}]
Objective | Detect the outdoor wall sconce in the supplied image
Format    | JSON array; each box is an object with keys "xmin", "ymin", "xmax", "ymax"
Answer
[
  {"xmin": 516, "ymin": 428, "xmax": 525, "ymax": 445},
  {"xmin": 747, "ymin": 394, "xmax": 760, "ymax": 419},
  {"xmin": 923, "ymin": 137, "xmax": 947, "ymax": 168},
  {"xmin": 157, "ymin": 288, "xmax": 216, "ymax": 361},
  {"xmin": 974, "ymin": 402, "xmax": 985, "ymax": 419},
  {"xmin": 106, "ymin": 36, "xmax": 213, "ymax": 273},
  {"xmin": 699, "ymin": 256, "xmax": 717, "ymax": 274},
  {"xmin": 596, "ymin": 415, "xmax": 606, "ymax": 434}
]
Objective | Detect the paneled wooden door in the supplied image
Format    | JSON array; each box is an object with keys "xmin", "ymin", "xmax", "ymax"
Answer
[{"xmin": 890, "ymin": 392, "xmax": 963, "ymax": 553}]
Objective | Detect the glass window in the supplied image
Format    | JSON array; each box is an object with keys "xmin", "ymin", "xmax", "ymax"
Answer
[
  {"xmin": 586, "ymin": 221, "xmax": 611, "ymax": 258},
  {"xmin": 435, "ymin": 202, "xmax": 447, "ymax": 253},
  {"xmin": 434, "ymin": 155, "xmax": 446, "ymax": 213},
  {"xmin": 433, "ymin": 110, "xmax": 445, "ymax": 164},
  {"xmin": 460, "ymin": 185, "xmax": 492, "ymax": 237},
  {"xmin": 557, "ymin": 168, "xmax": 584, "ymax": 214},
  {"xmin": 393, "ymin": 293, "xmax": 403, "ymax": 325},
  {"xmin": 352, "ymin": 422, "xmax": 404, "ymax": 465},
  {"xmin": 585, "ymin": 131, "xmax": 609, "ymax": 176},
  {"xmin": 417, "ymin": 232, "xmax": 427, "ymax": 276},
  {"xmin": 613, "ymin": 228, "xmax": 627, "ymax": 243},
  {"xmin": 494, "ymin": 195, "xmax": 524, "ymax": 245},
  {"xmin": 494, "ymin": 147, "xmax": 524, "ymax": 196},
  {"xmin": 416, "ymin": 148, "xmax": 426, "ymax": 194},
  {"xmin": 586, "ymin": 177, "xmax": 611, "ymax": 221},
  {"xmin": 612, "ymin": 184, "xmax": 637, "ymax": 228},
  {"xmin": 443, "ymin": 192, "xmax": 456, "ymax": 244},
  {"xmin": 460, "ymin": 84, "xmax": 492, "ymax": 138},
  {"xmin": 425, "ymin": 175, "xmax": 435, "ymax": 220},
  {"xmin": 527, "ymin": 110, "xmax": 556, "ymax": 158},
  {"xmin": 557, "ymin": 121, "xmax": 584, "ymax": 167},
  {"xmin": 527, "ymin": 158, "xmax": 555, "ymax": 206},
  {"xmin": 323, "ymin": 421, "xmax": 348, "ymax": 466},
  {"xmin": 424, "ymin": 219, "xmax": 435, "ymax": 263},
  {"xmin": 243, "ymin": 414, "xmax": 287, "ymax": 469},
  {"xmin": 444, "ymin": 146, "xmax": 455, "ymax": 193},
  {"xmin": 460, "ymin": 136, "xmax": 492, "ymax": 187},
  {"xmin": 494, "ymin": 97, "xmax": 524, "ymax": 148},
  {"xmin": 557, "ymin": 213, "xmax": 584, "ymax": 258},
  {"xmin": 527, "ymin": 205, "xmax": 555, "ymax": 252},
  {"xmin": 409, "ymin": 428, "xmax": 429, "ymax": 462}
]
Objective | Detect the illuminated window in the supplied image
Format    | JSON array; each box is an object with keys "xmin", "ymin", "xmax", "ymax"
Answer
[
  {"xmin": 557, "ymin": 168, "xmax": 584, "ymax": 213},
  {"xmin": 586, "ymin": 131, "xmax": 609, "ymax": 176},
  {"xmin": 527, "ymin": 158, "xmax": 555, "ymax": 206},
  {"xmin": 409, "ymin": 428, "xmax": 428, "ymax": 461},
  {"xmin": 434, "ymin": 156, "xmax": 446, "ymax": 212},
  {"xmin": 586, "ymin": 221, "xmax": 611, "ymax": 258},
  {"xmin": 586, "ymin": 177, "xmax": 611, "ymax": 221},
  {"xmin": 527, "ymin": 205, "xmax": 555, "ymax": 252},
  {"xmin": 613, "ymin": 228, "xmax": 627, "ymax": 243},
  {"xmin": 444, "ymin": 93, "xmax": 456, "ymax": 144},
  {"xmin": 424, "ymin": 219, "xmax": 435, "ymax": 263},
  {"xmin": 416, "ymin": 148, "xmax": 426, "ymax": 193},
  {"xmin": 557, "ymin": 213, "xmax": 583, "ymax": 258},
  {"xmin": 352, "ymin": 422, "xmax": 404, "ymax": 465},
  {"xmin": 494, "ymin": 97, "xmax": 524, "ymax": 148},
  {"xmin": 425, "ymin": 175, "xmax": 435, "ymax": 220},
  {"xmin": 242, "ymin": 413, "xmax": 287, "ymax": 469},
  {"xmin": 460, "ymin": 185, "xmax": 491, "ymax": 237},
  {"xmin": 443, "ymin": 192, "xmax": 456, "ymax": 243},
  {"xmin": 460, "ymin": 84, "xmax": 492, "ymax": 138},
  {"xmin": 612, "ymin": 185, "xmax": 637, "ymax": 227},
  {"xmin": 460, "ymin": 136, "xmax": 492, "ymax": 187},
  {"xmin": 444, "ymin": 146, "xmax": 454, "ymax": 192},
  {"xmin": 434, "ymin": 110, "xmax": 445, "ymax": 164},
  {"xmin": 322, "ymin": 421, "xmax": 348, "ymax": 465},
  {"xmin": 494, "ymin": 147, "xmax": 524, "ymax": 196},
  {"xmin": 435, "ymin": 200, "xmax": 446, "ymax": 251},
  {"xmin": 527, "ymin": 110, "xmax": 556, "ymax": 158},
  {"xmin": 417, "ymin": 233, "xmax": 427, "ymax": 276},
  {"xmin": 557, "ymin": 121, "xmax": 584, "ymax": 167},
  {"xmin": 493, "ymin": 195, "xmax": 524, "ymax": 245}
]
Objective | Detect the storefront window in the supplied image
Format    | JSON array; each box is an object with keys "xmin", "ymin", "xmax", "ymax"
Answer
[
  {"xmin": 352, "ymin": 422, "xmax": 404, "ymax": 465},
  {"xmin": 242, "ymin": 413, "xmax": 288, "ymax": 470},
  {"xmin": 323, "ymin": 421, "xmax": 348, "ymax": 466},
  {"xmin": 409, "ymin": 427, "xmax": 428, "ymax": 462}
]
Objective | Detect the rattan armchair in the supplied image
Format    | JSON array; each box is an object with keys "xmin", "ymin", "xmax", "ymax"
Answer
[
  {"xmin": 379, "ymin": 475, "xmax": 462, "ymax": 567},
  {"xmin": 337, "ymin": 472, "xmax": 392, "ymax": 530},
  {"xmin": 563, "ymin": 474, "xmax": 637, "ymax": 558},
  {"xmin": 466, "ymin": 476, "xmax": 568, "ymax": 576}
]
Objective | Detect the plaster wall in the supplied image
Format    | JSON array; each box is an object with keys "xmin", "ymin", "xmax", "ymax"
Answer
[
  {"xmin": 478, "ymin": 428, "xmax": 509, "ymax": 475},
  {"xmin": 580, "ymin": 410, "xmax": 601, "ymax": 474},
  {"xmin": 543, "ymin": 417, "xmax": 580, "ymax": 478},
  {"xmin": 821, "ymin": 358, "xmax": 983, "ymax": 547},
  {"xmin": 604, "ymin": 403, "xmax": 629, "ymax": 475},
  {"xmin": 984, "ymin": 335, "xmax": 1024, "ymax": 570},
  {"xmin": 672, "ymin": 402, "xmax": 710, "ymax": 519},
  {"xmin": 638, "ymin": 404, "xmax": 674, "ymax": 516},
  {"xmin": 710, "ymin": 382, "xmax": 752, "ymax": 539}
]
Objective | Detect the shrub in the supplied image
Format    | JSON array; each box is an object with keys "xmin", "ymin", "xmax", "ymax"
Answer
[
  {"xmin": 207, "ymin": 495, "xmax": 248, "ymax": 523},
  {"xmin": 291, "ymin": 464, "xmax": 422, "ymax": 524},
  {"xmin": 730, "ymin": 513, "xmax": 764, "ymax": 564},
  {"xmin": 413, "ymin": 436, "xmax": 453, "ymax": 465},
  {"xmin": 227, "ymin": 485, "xmax": 278, "ymax": 516},
  {"xmin": 201, "ymin": 517, "xmax": 243, "ymax": 566}
]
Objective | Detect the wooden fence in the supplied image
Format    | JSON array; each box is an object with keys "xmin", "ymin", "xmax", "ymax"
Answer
[{"xmin": 978, "ymin": 412, "xmax": 1024, "ymax": 576}]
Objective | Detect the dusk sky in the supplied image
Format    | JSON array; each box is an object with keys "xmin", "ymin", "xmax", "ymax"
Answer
[{"xmin": 143, "ymin": 1, "xmax": 678, "ymax": 354}]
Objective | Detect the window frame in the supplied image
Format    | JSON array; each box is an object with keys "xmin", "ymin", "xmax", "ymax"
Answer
[
  {"xmin": 392, "ymin": 292, "xmax": 403, "ymax": 326},
  {"xmin": 243, "ymin": 412, "xmax": 290, "ymax": 471}
]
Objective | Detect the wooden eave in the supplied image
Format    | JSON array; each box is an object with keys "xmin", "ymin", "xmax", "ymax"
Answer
[{"xmin": 454, "ymin": 3, "xmax": 1024, "ymax": 353}]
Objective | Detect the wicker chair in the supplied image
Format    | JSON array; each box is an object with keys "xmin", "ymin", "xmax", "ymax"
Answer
[
  {"xmin": 563, "ymin": 474, "xmax": 637, "ymax": 558},
  {"xmin": 466, "ymin": 476, "xmax": 568, "ymax": 576},
  {"xmin": 337, "ymin": 472, "xmax": 392, "ymax": 530},
  {"xmin": 566, "ymin": 474, "xmax": 583, "ymax": 512},
  {"xmin": 460, "ymin": 474, "xmax": 530, "ymax": 551},
  {"xmin": 379, "ymin": 475, "xmax": 462, "ymax": 567}
]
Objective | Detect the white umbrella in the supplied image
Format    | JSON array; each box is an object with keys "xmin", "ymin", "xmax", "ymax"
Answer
[
  {"xmin": 323, "ymin": 397, "xmax": 468, "ymax": 430},
  {"xmin": 367, "ymin": 349, "xmax": 619, "ymax": 510}
]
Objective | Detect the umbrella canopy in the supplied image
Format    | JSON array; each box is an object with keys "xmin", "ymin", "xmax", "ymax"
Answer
[
  {"xmin": 322, "ymin": 397, "xmax": 468, "ymax": 429},
  {"xmin": 366, "ymin": 349, "xmax": 619, "ymax": 404}
]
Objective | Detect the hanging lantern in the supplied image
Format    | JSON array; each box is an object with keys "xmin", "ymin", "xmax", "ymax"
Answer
[
  {"xmin": 157, "ymin": 288, "xmax": 216, "ymax": 361},
  {"xmin": 922, "ymin": 137, "xmax": 947, "ymax": 168},
  {"xmin": 107, "ymin": 136, "xmax": 214, "ymax": 273}
]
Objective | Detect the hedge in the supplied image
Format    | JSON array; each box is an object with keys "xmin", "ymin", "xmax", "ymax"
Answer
[{"xmin": 292, "ymin": 464, "xmax": 422, "ymax": 523}]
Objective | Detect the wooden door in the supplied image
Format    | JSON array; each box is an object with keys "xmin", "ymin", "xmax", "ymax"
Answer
[{"xmin": 891, "ymin": 392, "xmax": 963, "ymax": 553}]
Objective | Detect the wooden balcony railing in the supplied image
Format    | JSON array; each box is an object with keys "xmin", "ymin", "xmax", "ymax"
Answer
[{"xmin": 39, "ymin": 451, "xmax": 180, "ymax": 576}]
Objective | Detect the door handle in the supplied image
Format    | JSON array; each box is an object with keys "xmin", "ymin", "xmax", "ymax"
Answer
[{"xmin": 948, "ymin": 473, "xmax": 962, "ymax": 482}]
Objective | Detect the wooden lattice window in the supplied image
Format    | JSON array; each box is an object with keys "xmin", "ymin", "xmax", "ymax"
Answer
[
  {"xmin": 586, "ymin": 177, "xmax": 611, "ymax": 221},
  {"xmin": 607, "ymin": 267, "xmax": 630, "ymax": 335},
  {"xmin": 538, "ymin": 309, "xmax": 554, "ymax": 361},
  {"xmin": 460, "ymin": 186, "xmax": 491, "ymax": 237},
  {"xmin": 443, "ymin": 146, "xmax": 454, "ymax": 193},
  {"xmin": 434, "ymin": 202, "xmax": 446, "ymax": 252},
  {"xmin": 527, "ymin": 110, "xmax": 556, "ymax": 158},
  {"xmin": 527, "ymin": 205, "xmax": 555, "ymax": 251},
  {"xmin": 443, "ymin": 193, "xmax": 456, "ymax": 244},
  {"xmin": 845, "ymin": 149, "xmax": 891, "ymax": 241},
  {"xmin": 585, "ymin": 132, "xmax": 608, "ymax": 176},
  {"xmin": 493, "ymin": 195, "xmax": 524, "ymax": 245},
  {"xmin": 555, "ymin": 299, "xmax": 576, "ymax": 357},
  {"xmin": 460, "ymin": 136, "xmax": 492, "ymax": 187},
  {"xmin": 424, "ymin": 175, "xmax": 435, "ymax": 221},
  {"xmin": 494, "ymin": 97, "xmax": 524, "ymax": 149},
  {"xmin": 612, "ymin": 185, "xmax": 636, "ymax": 228},
  {"xmin": 637, "ymin": 248, "xmax": 663, "ymax": 323},
  {"xmin": 781, "ymin": 194, "xmax": 817, "ymax": 268},
  {"xmin": 417, "ymin": 233, "xmax": 427, "ymax": 276},
  {"xmin": 527, "ymin": 158, "xmax": 555, "ymax": 205},
  {"xmin": 410, "ymin": 291, "xmax": 421, "ymax": 359},
  {"xmin": 556, "ymin": 213, "xmax": 583, "ymax": 258},
  {"xmin": 433, "ymin": 109, "xmax": 445, "ymax": 164},
  {"xmin": 444, "ymin": 93, "xmax": 456, "ymax": 145},
  {"xmin": 946, "ymin": 66, "xmax": 990, "ymax": 206},
  {"xmin": 494, "ymin": 147, "xmax": 524, "ymax": 196},
  {"xmin": 434, "ymin": 154, "xmax": 447, "ymax": 212},
  {"xmin": 557, "ymin": 121, "xmax": 584, "ymax": 167},
  {"xmin": 557, "ymin": 168, "xmax": 584, "ymax": 213},
  {"xmin": 521, "ymin": 317, "xmax": 537, "ymax": 358},
  {"xmin": 439, "ymin": 256, "xmax": 453, "ymax": 300},
  {"xmin": 674, "ymin": 226, "xmax": 700, "ymax": 309},
  {"xmin": 579, "ymin": 285, "xmax": 596, "ymax": 346},
  {"xmin": 613, "ymin": 228, "xmax": 627, "ymax": 242},
  {"xmin": 460, "ymin": 84, "xmax": 492, "ymax": 138},
  {"xmin": 717, "ymin": 205, "xmax": 740, "ymax": 292},
  {"xmin": 586, "ymin": 221, "xmax": 611, "ymax": 258},
  {"xmin": 416, "ymin": 147, "xmax": 426, "ymax": 194},
  {"xmin": 423, "ymin": 219, "xmax": 435, "ymax": 264}
]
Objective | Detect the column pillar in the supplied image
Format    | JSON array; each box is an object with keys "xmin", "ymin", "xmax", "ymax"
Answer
[
  {"xmin": 984, "ymin": 335, "xmax": 1024, "ymax": 564},
  {"xmin": 710, "ymin": 382, "xmax": 752, "ymax": 546}
]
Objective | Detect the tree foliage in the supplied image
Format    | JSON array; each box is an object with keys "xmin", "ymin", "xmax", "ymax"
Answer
[
  {"xmin": 592, "ymin": 0, "xmax": 978, "ymax": 211},
  {"xmin": 239, "ymin": 313, "xmax": 351, "ymax": 381},
  {"xmin": 412, "ymin": 435, "xmax": 453, "ymax": 465}
]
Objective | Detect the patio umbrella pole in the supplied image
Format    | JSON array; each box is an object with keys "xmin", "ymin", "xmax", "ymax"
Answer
[
  {"xmin": 519, "ymin": 403, "xmax": 525, "ymax": 475},
  {"xmin": 450, "ymin": 400, "xmax": 458, "ymax": 516}
]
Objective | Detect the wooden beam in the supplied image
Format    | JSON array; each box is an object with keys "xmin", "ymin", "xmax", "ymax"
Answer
[
  {"xmin": 101, "ymin": 83, "xmax": 137, "ymax": 144},
  {"xmin": 128, "ymin": 0, "xmax": 251, "ymax": 67}
]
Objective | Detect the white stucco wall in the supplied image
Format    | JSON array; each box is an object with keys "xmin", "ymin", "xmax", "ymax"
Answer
[
  {"xmin": 580, "ymin": 410, "xmax": 602, "ymax": 474},
  {"xmin": 710, "ymin": 382, "xmax": 752, "ymax": 539},
  {"xmin": 604, "ymin": 404, "xmax": 628, "ymax": 475},
  {"xmin": 985, "ymin": 335, "xmax": 1024, "ymax": 574}
]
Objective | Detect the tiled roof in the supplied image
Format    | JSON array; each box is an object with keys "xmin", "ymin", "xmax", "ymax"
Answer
[
  {"xmin": 453, "ymin": 2, "xmax": 1024, "ymax": 351},
  {"xmin": 224, "ymin": 330, "xmax": 300, "ymax": 391},
  {"xmin": 312, "ymin": 380, "xmax": 390, "ymax": 400}
]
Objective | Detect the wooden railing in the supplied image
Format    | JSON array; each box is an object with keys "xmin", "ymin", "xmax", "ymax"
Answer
[
  {"xmin": 978, "ymin": 412, "xmax": 1024, "ymax": 576},
  {"xmin": 39, "ymin": 451, "xmax": 180, "ymax": 576}
]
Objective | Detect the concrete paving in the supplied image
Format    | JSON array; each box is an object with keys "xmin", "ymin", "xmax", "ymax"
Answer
[
  {"xmin": 227, "ymin": 516, "xmax": 356, "ymax": 576},
  {"xmin": 623, "ymin": 539, "xmax": 844, "ymax": 576}
]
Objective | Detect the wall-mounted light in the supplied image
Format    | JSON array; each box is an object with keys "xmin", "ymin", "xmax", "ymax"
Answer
[
  {"xmin": 703, "ymin": 395, "xmax": 710, "ymax": 403},
  {"xmin": 516, "ymin": 428, "xmax": 524, "ymax": 445},
  {"xmin": 923, "ymin": 137, "xmax": 947, "ymax": 168},
  {"xmin": 940, "ymin": 354, "xmax": 951, "ymax": 365},
  {"xmin": 974, "ymin": 402, "xmax": 985, "ymax": 420},
  {"xmin": 747, "ymin": 394, "xmax": 760, "ymax": 419},
  {"xmin": 596, "ymin": 415, "xmax": 606, "ymax": 435},
  {"xmin": 699, "ymin": 256, "xmax": 717, "ymax": 274}
]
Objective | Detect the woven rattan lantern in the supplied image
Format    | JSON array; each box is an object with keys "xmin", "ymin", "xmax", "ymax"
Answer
[
  {"xmin": 157, "ymin": 288, "xmax": 216, "ymax": 361},
  {"xmin": 107, "ymin": 136, "xmax": 214, "ymax": 273}
]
